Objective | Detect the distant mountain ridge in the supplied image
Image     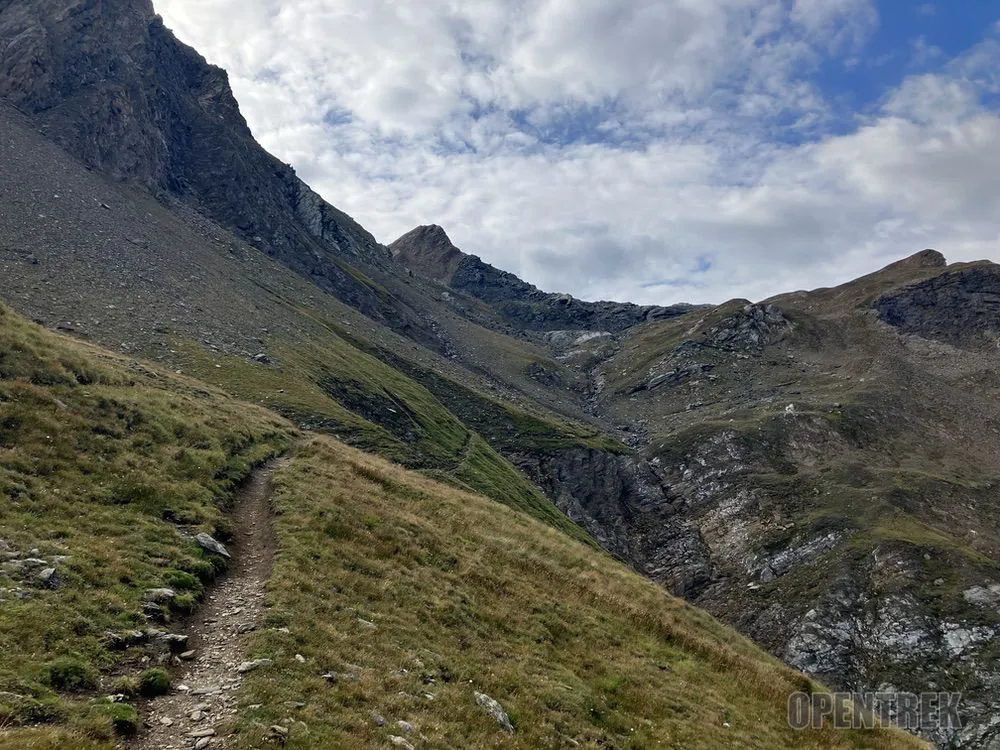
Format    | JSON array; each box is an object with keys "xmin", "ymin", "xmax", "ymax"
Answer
[{"xmin": 391, "ymin": 224, "xmax": 699, "ymax": 332}]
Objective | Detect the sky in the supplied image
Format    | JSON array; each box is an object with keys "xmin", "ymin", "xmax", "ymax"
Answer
[{"xmin": 155, "ymin": 0, "xmax": 1000, "ymax": 305}]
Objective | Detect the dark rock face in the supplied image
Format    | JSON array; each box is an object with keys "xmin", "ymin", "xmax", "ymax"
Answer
[
  {"xmin": 0, "ymin": 0, "xmax": 456, "ymax": 348},
  {"xmin": 389, "ymin": 225, "xmax": 467, "ymax": 284},
  {"xmin": 875, "ymin": 265, "xmax": 1000, "ymax": 347},
  {"xmin": 392, "ymin": 225, "xmax": 698, "ymax": 333},
  {"xmin": 704, "ymin": 304, "xmax": 789, "ymax": 351},
  {"xmin": 513, "ymin": 447, "xmax": 715, "ymax": 598},
  {"xmin": 0, "ymin": 0, "xmax": 382, "ymax": 260}
]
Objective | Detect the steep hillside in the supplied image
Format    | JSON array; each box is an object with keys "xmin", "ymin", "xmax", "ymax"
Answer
[
  {"xmin": 0, "ymin": 301, "xmax": 295, "ymax": 745},
  {"xmin": 0, "ymin": 100, "xmax": 602, "ymax": 545},
  {"xmin": 0, "ymin": 0, "xmax": 452, "ymax": 352},
  {"xmin": 562, "ymin": 252, "xmax": 1000, "ymax": 749},
  {"xmin": 0, "ymin": 304, "xmax": 926, "ymax": 750}
]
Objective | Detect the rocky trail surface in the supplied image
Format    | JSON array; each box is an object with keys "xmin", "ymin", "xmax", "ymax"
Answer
[{"xmin": 129, "ymin": 459, "xmax": 284, "ymax": 750}]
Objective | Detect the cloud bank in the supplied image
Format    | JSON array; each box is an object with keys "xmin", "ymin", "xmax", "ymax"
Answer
[{"xmin": 156, "ymin": 0, "xmax": 1000, "ymax": 304}]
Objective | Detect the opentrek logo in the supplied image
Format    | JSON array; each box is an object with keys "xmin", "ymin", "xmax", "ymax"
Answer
[{"xmin": 788, "ymin": 691, "xmax": 962, "ymax": 731}]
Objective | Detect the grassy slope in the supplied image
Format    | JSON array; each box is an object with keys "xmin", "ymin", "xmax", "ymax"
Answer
[
  {"xmin": 0, "ymin": 302, "xmax": 926, "ymax": 749},
  {"xmin": 234, "ymin": 435, "xmax": 925, "ymax": 750},
  {"xmin": 171, "ymin": 325, "xmax": 594, "ymax": 547},
  {"xmin": 0, "ymin": 302, "xmax": 296, "ymax": 746},
  {"xmin": 0, "ymin": 102, "xmax": 607, "ymax": 547}
]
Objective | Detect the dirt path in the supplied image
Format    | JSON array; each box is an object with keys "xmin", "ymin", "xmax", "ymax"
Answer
[{"xmin": 128, "ymin": 458, "xmax": 284, "ymax": 750}]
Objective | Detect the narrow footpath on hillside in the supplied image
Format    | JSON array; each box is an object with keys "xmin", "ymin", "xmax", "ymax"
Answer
[{"xmin": 129, "ymin": 458, "xmax": 286, "ymax": 750}]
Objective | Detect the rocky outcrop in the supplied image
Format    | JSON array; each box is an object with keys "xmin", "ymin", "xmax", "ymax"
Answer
[
  {"xmin": 0, "ymin": 0, "xmax": 383, "ymax": 262},
  {"xmin": 0, "ymin": 0, "xmax": 454, "ymax": 352},
  {"xmin": 512, "ymin": 402, "xmax": 1000, "ymax": 749},
  {"xmin": 391, "ymin": 225, "xmax": 698, "ymax": 333},
  {"xmin": 703, "ymin": 303, "xmax": 789, "ymax": 350},
  {"xmin": 512, "ymin": 447, "xmax": 716, "ymax": 597},
  {"xmin": 875, "ymin": 265, "xmax": 1000, "ymax": 348}
]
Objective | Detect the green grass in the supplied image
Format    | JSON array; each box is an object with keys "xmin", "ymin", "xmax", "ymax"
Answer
[
  {"xmin": 0, "ymin": 303, "xmax": 927, "ymax": 749},
  {"xmin": 230, "ymin": 435, "xmax": 925, "ymax": 749},
  {"xmin": 171, "ymin": 322, "xmax": 607, "ymax": 536},
  {"xmin": 345, "ymin": 339, "xmax": 624, "ymax": 455},
  {"xmin": 0, "ymin": 303, "xmax": 295, "ymax": 736}
]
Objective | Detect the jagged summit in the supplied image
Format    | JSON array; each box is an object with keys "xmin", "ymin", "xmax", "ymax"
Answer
[{"xmin": 389, "ymin": 224, "xmax": 469, "ymax": 285}]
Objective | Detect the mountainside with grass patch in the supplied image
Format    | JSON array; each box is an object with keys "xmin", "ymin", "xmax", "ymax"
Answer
[
  {"xmin": 1, "ymin": 1, "xmax": 999, "ymax": 748},
  {"xmin": 0, "ymin": 303, "xmax": 928, "ymax": 750},
  {"xmin": 0, "ymin": 301, "xmax": 295, "ymax": 745}
]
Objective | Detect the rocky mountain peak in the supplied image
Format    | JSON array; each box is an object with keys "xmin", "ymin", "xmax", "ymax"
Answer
[
  {"xmin": 391, "ymin": 225, "xmax": 700, "ymax": 333},
  {"xmin": 390, "ymin": 225, "xmax": 468, "ymax": 284},
  {"xmin": 402, "ymin": 224, "xmax": 455, "ymax": 248},
  {"xmin": 887, "ymin": 248, "xmax": 948, "ymax": 271}
]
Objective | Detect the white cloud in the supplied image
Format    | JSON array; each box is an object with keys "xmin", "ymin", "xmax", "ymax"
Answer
[{"xmin": 154, "ymin": 0, "xmax": 1000, "ymax": 306}]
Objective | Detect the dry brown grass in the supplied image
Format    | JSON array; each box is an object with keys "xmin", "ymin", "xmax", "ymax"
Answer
[{"xmin": 233, "ymin": 435, "xmax": 927, "ymax": 749}]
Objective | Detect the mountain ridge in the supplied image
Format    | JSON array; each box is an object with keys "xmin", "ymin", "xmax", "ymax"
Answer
[{"xmin": 391, "ymin": 223, "xmax": 701, "ymax": 333}]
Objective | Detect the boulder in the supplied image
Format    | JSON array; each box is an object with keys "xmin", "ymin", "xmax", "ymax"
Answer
[
  {"xmin": 195, "ymin": 533, "xmax": 230, "ymax": 558},
  {"xmin": 474, "ymin": 691, "xmax": 514, "ymax": 734},
  {"xmin": 142, "ymin": 588, "xmax": 176, "ymax": 603}
]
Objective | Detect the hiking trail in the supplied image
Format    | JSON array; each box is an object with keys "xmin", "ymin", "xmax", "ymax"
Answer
[{"xmin": 128, "ymin": 458, "xmax": 285, "ymax": 750}]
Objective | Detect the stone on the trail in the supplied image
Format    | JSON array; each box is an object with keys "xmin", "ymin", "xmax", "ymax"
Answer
[
  {"xmin": 191, "ymin": 709, "xmax": 205, "ymax": 721},
  {"xmin": 236, "ymin": 622, "xmax": 257, "ymax": 634},
  {"xmin": 158, "ymin": 716, "xmax": 173, "ymax": 726},
  {"xmin": 180, "ymin": 650, "xmax": 197, "ymax": 661},
  {"xmin": 104, "ymin": 631, "xmax": 134, "ymax": 650},
  {"xmin": 196, "ymin": 533, "xmax": 231, "ymax": 558},
  {"xmin": 237, "ymin": 658, "xmax": 273, "ymax": 674},
  {"xmin": 142, "ymin": 588, "xmax": 176, "ymax": 603},
  {"xmin": 190, "ymin": 727, "xmax": 216, "ymax": 738},
  {"xmin": 194, "ymin": 739, "xmax": 211, "ymax": 750},
  {"xmin": 474, "ymin": 692, "xmax": 514, "ymax": 734},
  {"xmin": 389, "ymin": 736, "xmax": 414, "ymax": 750}
]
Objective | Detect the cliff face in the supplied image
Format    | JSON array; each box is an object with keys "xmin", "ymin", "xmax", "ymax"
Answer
[
  {"xmin": 875, "ymin": 265, "xmax": 1000, "ymax": 348},
  {"xmin": 0, "ymin": 0, "xmax": 461, "ymax": 346},
  {"xmin": 0, "ymin": 0, "xmax": 383, "ymax": 261}
]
